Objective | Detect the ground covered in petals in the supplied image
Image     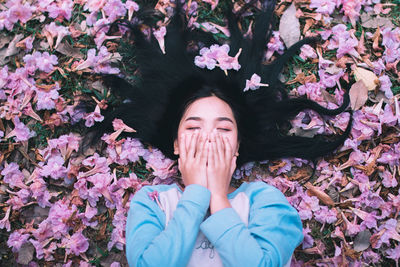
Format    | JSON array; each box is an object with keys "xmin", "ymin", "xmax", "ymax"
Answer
[{"xmin": 0, "ymin": 0, "xmax": 399, "ymax": 266}]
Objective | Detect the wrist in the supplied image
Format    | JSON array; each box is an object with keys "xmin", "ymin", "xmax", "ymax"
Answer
[{"xmin": 209, "ymin": 194, "xmax": 231, "ymax": 214}]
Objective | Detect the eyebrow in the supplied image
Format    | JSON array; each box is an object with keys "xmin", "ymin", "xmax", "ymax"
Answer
[{"xmin": 185, "ymin": 116, "xmax": 234, "ymax": 124}]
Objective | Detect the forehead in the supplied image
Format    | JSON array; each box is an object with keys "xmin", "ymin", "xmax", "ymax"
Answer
[{"xmin": 181, "ymin": 96, "xmax": 235, "ymax": 121}]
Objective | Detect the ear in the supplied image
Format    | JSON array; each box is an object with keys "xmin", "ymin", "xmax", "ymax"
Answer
[
  {"xmin": 173, "ymin": 138, "xmax": 179, "ymax": 155},
  {"xmin": 234, "ymin": 141, "xmax": 240, "ymax": 156}
]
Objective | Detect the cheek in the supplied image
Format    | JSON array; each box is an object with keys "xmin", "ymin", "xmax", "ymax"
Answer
[{"xmin": 221, "ymin": 132, "xmax": 238, "ymax": 151}]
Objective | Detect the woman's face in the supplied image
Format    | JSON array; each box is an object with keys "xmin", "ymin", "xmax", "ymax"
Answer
[{"xmin": 173, "ymin": 95, "xmax": 239, "ymax": 157}]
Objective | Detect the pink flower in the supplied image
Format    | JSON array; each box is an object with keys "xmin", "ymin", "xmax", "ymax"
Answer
[
  {"xmin": 0, "ymin": 207, "xmax": 11, "ymax": 231},
  {"xmin": 309, "ymin": 0, "xmax": 336, "ymax": 15},
  {"xmin": 371, "ymin": 58, "xmax": 386, "ymax": 75},
  {"xmin": 23, "ymin": 51, "xmax": 58, "ymax": 73},
  {"xmin": 340, "ymin": 0, "xmax": 362, "ymax": 26},
  {"xmin": 84, "ymin": 104, "xmax": 104, "ymax": 127},
  {"xmin": 378, "ymin": 75, "xmax": 394, "ymax": 99},
  {"xmin": 194, "ymin": 44, "xmax": 241, "ymax": 72},
  {"xmin": 110, "ymin": 263, "xmax": 121, "ymax": 267},
  {"xmin": 377, "ymin": 147, "xmax": 399, "ymax": 167},
  {"xmin": 380, "ymin": 170, "xmax": 398, "ymax": 188},
  {"xmin": 35, "ymin": 88, "xmax": 60, "ymax": 110},
  {"xmin": 103, "ymin": 0, "xmax": 126, "ymax": 22},
  {"xmin": 38, "ymin": 52, "xmax": 59, "ymax": 73},
  {"xmin": 299, "ymin": 44, "xmax": 317, "ymax": 60},
  {"xmin": 86, "ymin": 173, "xmax": 113, "ymax": 206},
  {"xmin": 7, "ymin": 230, "xmax": 30, "ymax": 252},
  {"xmin": 314, "ymin": 206, "xmax": 337, "ymax": 224},
  {"xmin": 62, "ymin": 230, "xmax": 89, "ymax": 256},
  {"xmin": 30, "ymin": 176, "xmax": 52, "ymax": 208},
  {"xmin": 39, "ymin": 155, "xmax": 68, "ymax": 180},
  {"xmin": 83, "ymin": 0, "xmax": 107, "ymax": 12},
  {"xmin": 153, "ymin": 26, "xmax": 166, "ymax": 54},
  {"xmin": 117, "ymin": 137, "xmax": 148, "ymax": 164},
  {"xmin": 43, "ymin": 22, "xmax": 70, "ymax": 49},
  {"xmin": 48, "ymin": 199, "xmax": 77, "ymax": 239},
  {"xmin": 79, "ymin": 203, "xmax": 98, "ymax": 227},
  {"xmin": 243, "ymin": 73, "xmax": 269, "ymax": 92},
  {"xmin": 75, "ymin": 46, "xmax": 120, "ymax": 74},
  {"xmin": 318, "ymin": 69, "xmax": 344, "ymax": 88},
  {"xmin": 265, "ymin": 31, "xmax": 285, "ymax": 60},
  {"xmin": 4, "ymin": 0, "xmax": 34, "ymax": 31},
  {"xmin": 296, "ymin": 82, "xmax": 324, "ymax": 102},
  {"xmin": 386, "ymin": 245, "xmax": 400, "ymax": 262},
  {"xmin": 46, "ymin": 0, "xmax": 74, "ymax": 21},
  {"xmin": 32, "ymin": 220, "xmax": 53, "ymax": 242},
  {"xmin": 328, "ymin": 24, "xmax": 360, "ymax": 58},
  {"xmin": 298, "ymin": 194, "xmax": 320, "ymax": 220},
  {"xmin": 5, "ymin": 116, "xmax": 36, "ymax": 142},
  {"xmin": 202, "ymin": 0, "xmax": 219, "ymax": 10},
  {"xmin": 108, "ymin": 227, "xmax": 125, "ymax": 251},
  {"xmin": 1, "ymin": 162, "xmax": 26, "ymax": 189},
  {"xmin": 302, "ymin": 225, "xmax": 314, "ymax": 249},
  {"xmin": 143, "ymin": 148, "xmax": 178, "ymax": 180},
  {"xmin": 126, "ymin": 0, "xmax": 139, "ymax": 20}
]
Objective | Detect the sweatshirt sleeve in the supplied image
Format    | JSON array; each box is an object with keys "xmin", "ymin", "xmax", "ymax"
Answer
[
  {"xmin": 126, "ymin": 184, "xmax": 211, "ymax": 267},
  {"xmin": 199, "ymin": 181, "xmax": 303, "ymax": 267}
]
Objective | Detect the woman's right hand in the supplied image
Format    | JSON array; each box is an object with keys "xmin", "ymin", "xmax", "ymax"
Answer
[{"xmin": 177, "ymin": 130, "xmax": 209, "ymax": 188}]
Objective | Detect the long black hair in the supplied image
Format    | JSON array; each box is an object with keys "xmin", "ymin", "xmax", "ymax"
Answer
[{"xmin": 79, "ymin": 0, "xmax": 353, "ymax": 180}]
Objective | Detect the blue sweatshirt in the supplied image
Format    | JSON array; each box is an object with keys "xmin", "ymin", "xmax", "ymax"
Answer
[{"xmin": 125, "ymin": 181, "xmax": 303, "ymax": 267}]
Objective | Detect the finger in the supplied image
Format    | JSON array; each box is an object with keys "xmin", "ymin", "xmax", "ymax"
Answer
[
  {"xmin": 200, "ymin": 138, "xmax": 209, "ymax": 166},
  {"xmin": 178, "ymin": 133, "xmax": 186, "ymax": 162},
  {"xmin": 223, "ymin": 135, "xmax": 233, "ymax": 160},
  {"xmin": 187, "ymin": 130, "xmax": 199, "ymax": 159},
  {"xmin": 195, "ymin": 131, "xmax": 206, "ymax": 158},
  {"xmin": 185, "ymin": 132, "xmax": 191, "ymax": 152},
  {"xmin": 230, "ymin": 156, "xmax": 237, "ymax": 176},
  {"xmin": 215, "ymin": 132, "xmax": 224, "ymax": 162},
  {"xmin": 210, "ymin": 133, "xmax": 217, "ymax": 168},
  {"xmin": 195, "ymin": 131, "xmax": 206, "ymax": 162}
]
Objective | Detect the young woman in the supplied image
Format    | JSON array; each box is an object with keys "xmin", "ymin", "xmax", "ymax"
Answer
[
  {"xmin": 124, "ymin": 88, "xmax": 305, "ymax": 267},
  {"xmin": 82, "ymin": 0, "xmax": 353, "ymax": 266}
]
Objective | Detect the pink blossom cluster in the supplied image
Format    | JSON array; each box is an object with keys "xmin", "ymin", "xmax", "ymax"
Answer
[
  {"xmin": 309, "ymin": 0, "xmax": 380, "ymax": 25},
  {"xmin": 43, "ymin": 22, "xmax": 70, "ymax": 49},
  {"xmin": 299, "ymin": 44, "xmax": 317, "ymax": 61},
  {"xmin": 46, "ymin": 0, "xmax": 74, "ymax": 21},
  {"xmin": 0, "ymin": 0, "xmax": 35, "ymax": 31},
  {"xmin": 265, "ymin": 31, "xmax": 285, "ymax": 60},
  {"xmin": 323, "ymin": 24, "xmax": 360, "ymax": 58},
  {"xmin": 33, "ymin": 82, "xmax": 61, "ymax": 111},
  {"xmin": 380, "ymin": 27, "xmax": 400, "ymax": 64},
  {"xmin": 194, "ymin": 44, "xmax": 241, "ymax": 71},
  {"xmin": 243, "ymin": 73, "xmax": 269, "ymax": 92},
  {"xmin": 75, "ymin": 46, "xmax": 120, "ymax": 74},
  {"xmin": 23, "ymin": 51, "xmax": 59, "ymax": 74}
]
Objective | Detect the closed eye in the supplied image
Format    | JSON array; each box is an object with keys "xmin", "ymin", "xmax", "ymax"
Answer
[
  {"xmin": 218, "ymin": 128, "xmax": 231, "ymax": 131},
  {"xmin": 187, "ymin": 127, "xmax": 200, "ymax": 130}
]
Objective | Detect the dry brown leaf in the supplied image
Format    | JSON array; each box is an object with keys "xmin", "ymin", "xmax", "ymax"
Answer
[
  {"xmin": 279, "ymin": 3, "xmax": 300, "ymax": 48},
  {"xmin": 357, "ymin": 29, "xmax": 366, "ymax": 55},
  {"xmin": 0, "ymin": 34, "xmax": 23, "ymax": 65},
  {"xmin": 305, "ymin": 182, "xmax": 335, "ymax": 206},
  {"xmin": 361, "ymin": 13, "xmax": 394, "ymax": 29},
  {"xmin": 353, "ymin": 67, "xmax": 379, "ymax": 91},
  {"xmin": 321, "ymin": 89, "xmax": 338, "ymax": 105},
  {"xmin": 372, "ymin": 27, "xmax": 382, "ymax": 51},
  {"xmin": 55, "ymin": 42, "xmax": 84, "ymax": 59},
  {"xmin": 349, "ymin": 80, "xmax": 369, "ymax": 110}
]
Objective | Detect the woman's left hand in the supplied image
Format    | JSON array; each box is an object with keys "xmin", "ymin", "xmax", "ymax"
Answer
[{"xmin": 206, "ymin": 129, "xmax": 237, "ymax": 213}]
